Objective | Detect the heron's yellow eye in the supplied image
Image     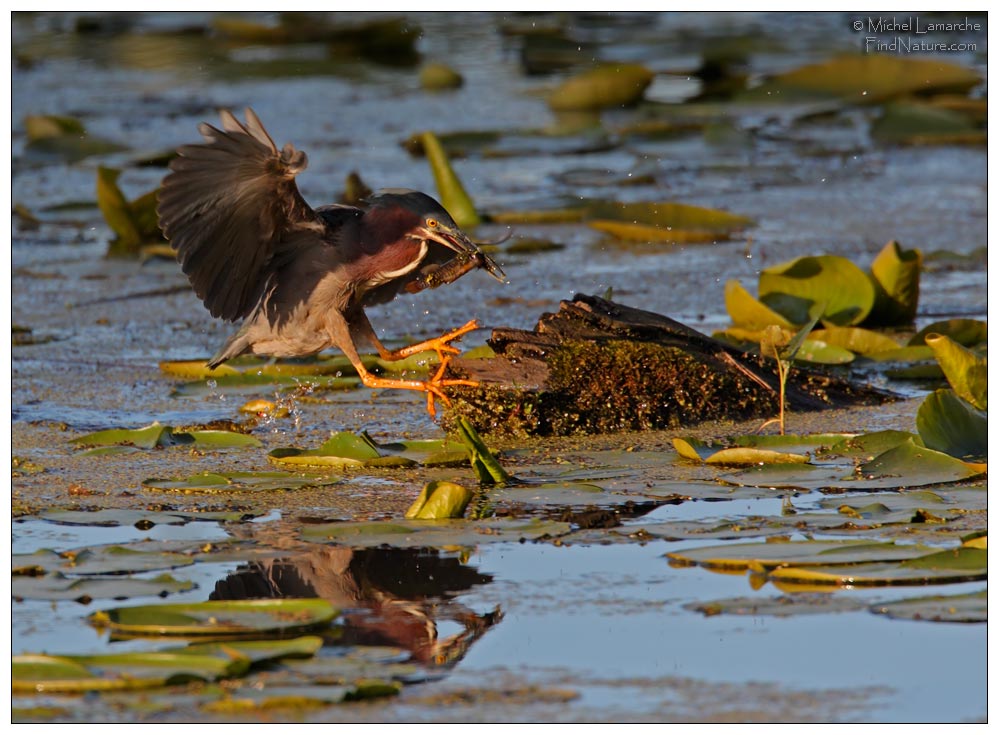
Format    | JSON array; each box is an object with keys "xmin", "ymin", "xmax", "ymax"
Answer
[{"xmin": 426, "ymin": 218, "xmax": 438, "ymax": 228}]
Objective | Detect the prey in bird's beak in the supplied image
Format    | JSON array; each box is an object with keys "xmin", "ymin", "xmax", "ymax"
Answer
[{"xmin": 412, "ymin": 220, "xmax": 507, "ymax": 284}]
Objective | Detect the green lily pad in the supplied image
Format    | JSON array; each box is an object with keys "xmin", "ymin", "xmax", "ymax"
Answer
[
  {"xmin": 872, "ymin": 102, "xmax": 983, "ymax": 146},
  {"xmin": 143, "ymin": 470, "xmax": 341, "ymax": 493},
  {"xmin": 405, "ymin": 480, "xmax": 474, "ymax": 520},
  {"xmin": 37, "ymin": 509, "xmax": 190, "ymax": 527},
  {"xmin": 301, "ymin": 518, "xmax": 572, "ymax": 548},
  {"xmin": 71, "ymin": 422, "xmax": 259, "ymax": 450},
  {"xmin": 685, "ymin": 594, "xmax": 867, "ymax": 617},
  {"xmin": 758, "ymin": 255, "xmax": 876, "ymax": 326},
  {"xmin": 588, "ymin": 220, "xmax": 726, "ymax": 245},
  {"xmin": 667, "ymin": 539, "xmax": 938, "ymax": 571},
  {"xmin": 824, "ymin": 430, "xmax": 922, "ymax": 459},
  {"xmin": 12, "ymin": 546, "xmax": 194, "ymax": 576},
  {"xmin": 866, "ymin": 345, "xmax": 936, "ymax": 363},
  {"xmin": 12, "ymin": 652, "xmax": 237, "ymax": 694},
  {"xmin": 421, "ymin": 130, "xmax": 479, "ymax": 229},
  {"xmin": 703, "ymin": 448, "xmax": 811, "ymax": 466},
  {"xmin": 910, "ymin": 319, "xmax": 987, "ymax": 347},
  {"xmin": 457, "ymin": 417, "xmax": 510, "ymax": 484},
  {"xmin": 12, "ymin": 572, "xmax": 194, "ymax": 602},
  {"xmin": 24, "ymin": 116, "xmax": 127, "ymax": 163},
  {"xmin": 865, "ymin": 240, "xmax": 922, "ymax": 325},
  {"xmin": 768, "ymin": 547, "xmax": 987, "ymax": 586},
  {"xmin": 808, "ymin": 327, "xmax": 901, "ymax": 356},
  {"xmin": 925, "ymin": 333, "xmax": 987, "ymax": 410},
  {"xmin": 724, "ymin": 279, "xmax": 793, "ymax": 330},
  {"xmin": 96, "ymin": 167, "xmax": 164, "ymax": 257},
  {"xmin": 548, "ymin": 63, "xmax": 654, "ymax": 111},
  {"xmin": 490, "ymin": 481, "xmax": 622, "ymax": 508},
  {"xmin": 793, "ymin": 339, "xmax": 856, "ymax": 365},
  {"xmin": 916, "ymin": 390, "xmax": 988, "ymax": 461},
  {"xmin": 729, "ymin": 433, "xmax": 853, "ymax": 454},
  {"xmin": 587, "ymin": 200, "xmax": 753, "ymax": 234},
  {"xmin": 672, "ymin": 437, "xmax": 713, "ymax": 462},
  {"xmin": 743, "ymin": 54, "xmax": 980, "ymax": 104},
  {"xmin": 89, "ymin": 599, "xmax": 339, "ymax": 637},
  {"xmin": 269, "ymin": 431, "xmax": 412, "ymax": 469},
  {"xmin": 420, "ymin": 61, "xmax": 463, "ymax": 90},
  {"xmin": 172, "ymin": 636, "xmax": 323, "ymax": 665},
  {"xmin": 870, "ymin": 590, "xmax": 987, "ymax": 623}
]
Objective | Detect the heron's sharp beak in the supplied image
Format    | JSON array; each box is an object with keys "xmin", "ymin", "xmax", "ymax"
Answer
[{"xmin": 421, "ymin": 226, "xmax": 507, "ymax": 283}]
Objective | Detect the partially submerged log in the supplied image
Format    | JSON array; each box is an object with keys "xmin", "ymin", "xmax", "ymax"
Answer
[{"xmin": 442, "ymin": 294, "xmax": 894, "ymax": 437}]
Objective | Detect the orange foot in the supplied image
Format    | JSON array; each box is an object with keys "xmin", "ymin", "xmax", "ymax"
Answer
[
  {"xmin": 387, "ymin": 319, "xmax": 481, "ymax": 363},
  {"xmin": 356, "ymin": 356, "xmax": 478, "ymax": 418}
]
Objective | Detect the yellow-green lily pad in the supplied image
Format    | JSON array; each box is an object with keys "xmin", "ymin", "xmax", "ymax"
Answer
[
  {"xmin": 808, "ymin": 327, "xmax": 901, "ymax": 356},
  {"xmin": 548, "ymin": 63, "xmax": 654, "ymax": 111},
  {"xmin": 301, "ymin": 518, "xmax": 572, "ymax": 548},
  {"xmin": 910, "ymin": 318, "xmax": 987, "ymax": 347},
  {"xmin": 667, "ymin": 539, "xmax": 938, "ymax": 571},
  {"xmin": 916, "ymin": 389, "xmax": 988, "ymax": 461},
  {"xmin": 405, "ymin": 480, "xmax": 474, "ymax": 520},
  {"xmin": 866, "ymin": 240, "xmax": 922, "ymax": 325},
  {"xmin": 767, "ymin": 547, "xmax": 987, "ymax": 586},
  {"xmin": 12, "ymin": 546, "xmax": 194, "ymax": 576},
  {"xmin": 89, "ymin": 599, "xmax": 339, "ymax": 637},
  {"xmin": 724, "ymin": 279, "xmax": 793, "ymax": 330},
  {"xmin": 924, "ymin": 333, "xmax": 987, "ymax": 410},
  {"xmin": 142, "ymin": 470, "xmax": 341, "ymax": 493},
  {"xmin": 758, "ymin": 254, "xmax": 876, "ymax": 326}
]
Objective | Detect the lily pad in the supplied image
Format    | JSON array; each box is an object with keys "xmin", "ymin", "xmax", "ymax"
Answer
[
  {"xmin": 301, "ymin": 518, "xmax": 572, "ymax": 548},
  {"xmin": 725, "ymin": 279, "xmax": 793, "ymax": 330},
  {"xmin": 421, "ymin": 130, "xmax": 479, "ymax": 229},
  {"xmin": 548, "ymin": 63, "xmax": 654, "ymax": 111},
  {"xmin": 587, "ymin": 200, "xmax": 753, "ymax": 235},
  {"xmin": 23, "ymin": 115, "xmax": 126, "ymax": 163},
  {"xmin": 872, "ymin": 102, "xmax": 983, "ymax": 146},
  {"xmin": 924, "ymin": 333, "xmax": 987, "ymax": 410},
  {"xmin": 13, "ymin": 546, "xmax": 194, "ymax": 576},
  {"xmin": 743, "ymin": 54, "xmax": 980, "ymax": 104},
  {"xmin": 420, "ymin": 61, "xmax": 463, "ymax": 90},
  {"xmin": 792, "ymin": 339, "xmax": 856, "ymax": 365},
  {"xmin": 866, "ymin": 240, "xmax": 922, "ymax": 325},
  {"xmin": 12, "ymin": 652, "xmax": 240, "ymax": 694},
  {"xmin": 910, "ymin": 319, "xmax": 987, "ymax": 347},
  {"xmin": 457, "ymin": 417, "xmax": 510, "ymax": 484},
  {"xmin": 808, "ymin": 327, "xmax": 901, "ymax": 356},
  {"xmin": 405, "ymin": 480, "xmax": 474, "ymax": 520},
  {"xmin": 12, "ymin": 572, "xmax": 194, "ymax": 602},
  {"xmin": 703, "ymin": 448, "xmax": 811, "ymax": 466},
  {"xmin": 686, "ymin": 594, "xmax": 867, "ymax": 618},
  {"xmin": 143, "ymin": 470, "xmax": 341, "ymax": 493},
  {"xmin": 71, "ymin": 422, "xmax": 260, "ymax": 450},
  {"xmin": 767, "ymin": 547, "xmax": 987, "ymax": 586},
  {"xmin": 96, "ymin": 167, "xmax": 164, "ymax": 257},
  {"xmin": 268, "ymin": 431, "xmax": 463, "ymax": 469},
  {"xmin": 89, "ymin": 599, "xmax": 339, "ymax": 637},
  {"xmin": 589, "ymin": 220, "xmax": 724, "ymax": 245},
  {"xmin": 871, "ymin": 590, "xmax": 987, "ymax": 623},
  {"xmin": 916, "ymin": 390, "xmax": 988, "ymax": 462},
  {"xmin": 824, "ymin": 430, "xmax": 922, "ymax": 459},
  {"xmin": 666, "ymin": 539, "xmax": 938, "ymax": 571},
  {"xmin": 758, "ymin": 255, "xmax": 876, "ymax": 326},
  {"xmin": 172, "ymin": 636, "xmax": 323, "ymax": 665}
]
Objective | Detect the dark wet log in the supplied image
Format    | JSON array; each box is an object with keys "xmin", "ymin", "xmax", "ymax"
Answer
[{"xmin": 442, "ymin": 293, "xmax": 894, "ymax": 437}]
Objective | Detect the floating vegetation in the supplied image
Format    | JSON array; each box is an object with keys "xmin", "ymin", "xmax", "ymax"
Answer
[
  {"xmin": 142, "ymin": 471, "xmax": 340, "ymax": 494},
  {"xmin": 421, "ymin": 130, "xmax": 480, "ymax": 229},
  {"xmin": 548, "ymin": 63, "xmax": 654, "ymax": 111},
  {"xmin": 71, "ymin": 422, "xmax": 261, "ymax": 452},
  {"xmin": 268, "ymin": 431, "xmax": 469, "ymax": 469},
  {"xmin": 405, "ymin": 480, "xmax": 474, "ymax": 520},
  {"xmin": 23, "ymin": 114, "xmax": 126, "ymax": 163},
  {"xmin": 96, "ymin": 167, "xmax": 165, "ymax": 257},
  {"xmin": 419, "ymin": 61, "xmax": 463, "ymax": 90}
]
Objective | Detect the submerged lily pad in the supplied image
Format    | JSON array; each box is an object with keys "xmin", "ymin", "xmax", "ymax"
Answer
[
  {"xmin": 916, "ymin": 390, "xmax": 988, "ymax": 461},
  {"xmin": 758, "ymin": 255, "xmax": 876, "ymax": 326},
  {"xmin": 89, "ymin": 599, "xmax": 339, "ymax": 637},
  {"xmin": 871, "ymin": 590, "xmax": 987, "ymax": 623},
  {"xmin": 872, "ymin": 102, "xmax": 984, "ymax": 146}
]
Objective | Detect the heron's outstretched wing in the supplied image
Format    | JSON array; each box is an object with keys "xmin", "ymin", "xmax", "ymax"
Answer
[{"xmin": 158, "ymin": 108, "xmax": 327, "ymax": 322}]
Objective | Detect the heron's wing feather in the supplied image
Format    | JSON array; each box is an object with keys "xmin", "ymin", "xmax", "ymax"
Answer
[{"xmin": 157, "ymin": 108, "xmax": 327, "ymax": 322}]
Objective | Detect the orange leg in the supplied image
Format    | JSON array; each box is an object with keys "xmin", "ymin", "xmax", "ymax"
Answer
[
  {"xmin": 353, "ymin": 355, "xmax": 478, "ymax": 418},
  {"xmin": 381, "ymin": 319, "xmax": 481, "ymax": 362}
]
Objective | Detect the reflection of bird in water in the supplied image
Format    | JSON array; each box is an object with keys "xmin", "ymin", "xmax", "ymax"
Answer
[
  {"xmin": 157, "ymin": 109, "xmax": 505, "ymax": 416},
  {"xmin": 210, "ymin": 546, "xmax": 501, "ymax": 666}
]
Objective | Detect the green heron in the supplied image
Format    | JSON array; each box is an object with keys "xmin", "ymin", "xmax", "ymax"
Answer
[{"xmin": 157, "ymin": 108, "xmax": 504, "ymax": 416}]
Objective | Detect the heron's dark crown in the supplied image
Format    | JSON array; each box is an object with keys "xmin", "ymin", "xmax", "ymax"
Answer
[{"xmin": 365, "ymin": 189, "xmax": 458, "ymax": 228}]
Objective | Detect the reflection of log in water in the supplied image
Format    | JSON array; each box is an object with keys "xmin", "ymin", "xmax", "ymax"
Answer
[
  {"xmin": 443, "ymin": 294, "xmax": 895, "ymax": 436},
  {"xmin": 210, "ymin": 547, "xmax": 500, "ymax": 666}
]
